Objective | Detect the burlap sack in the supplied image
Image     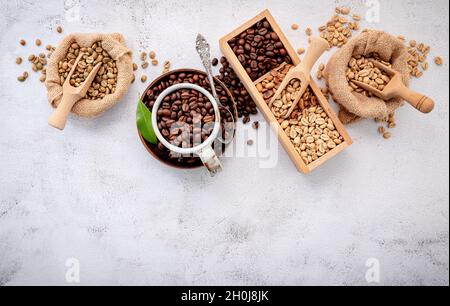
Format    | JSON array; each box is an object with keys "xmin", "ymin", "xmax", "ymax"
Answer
[
  {"xmin": 46, "ymin": 33, "xmax": 133, "ymax": 118},
  {"xmin": 325, "ymin": 30, "xmax": 410, "ymax": 124}
]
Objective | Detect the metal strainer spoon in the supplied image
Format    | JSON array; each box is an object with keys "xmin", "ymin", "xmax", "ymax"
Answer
[{"xmin": 196, "ymin": 34, "xmax": 236, "ymax": 145}]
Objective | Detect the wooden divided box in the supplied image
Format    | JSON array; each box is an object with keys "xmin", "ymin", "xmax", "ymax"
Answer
[{"xmin": 219, "ymin": 9, "xmax": 353, "ymax": 173}]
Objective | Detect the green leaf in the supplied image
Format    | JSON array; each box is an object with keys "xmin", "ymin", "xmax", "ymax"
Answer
[{"xmin": 136, "ymin": 99, "xmax": 157, "ymax": 145}]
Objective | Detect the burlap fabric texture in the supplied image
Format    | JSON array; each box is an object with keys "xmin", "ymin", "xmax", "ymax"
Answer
[
  {"xmin": 325, "ymin": 30, "xmax": 410, "ymax": 124},
  {"xmin": 46, "ymin": 33, "xmax": 133, "ymax": 118}
]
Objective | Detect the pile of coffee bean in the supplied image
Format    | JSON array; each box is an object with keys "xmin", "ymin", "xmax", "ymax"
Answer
[
  {"xmin": 156, "ymin": 89, "xmax": 216, "ymax": 148},
  {"xmin": 256, "ymin": 63, "xmax": 293, "ymax": 102},
  {"xmin": 269, "ymin": 78, "xmax": 303, "ymax": 118},
  {"xmin": 319, "ymin": 7, "xmax": 360, "ymax": 49},
  {"xmin": 228, "ymin": 18, "xmax": 292, "ymax": 81},
  {"xmin": 144, "ymin": 70, "xmax": 235, "ymax": 165},
  {"xmin": 346, "ymin": 54, "xmax": 392, "ymax": 96},
  {"xmin": 59, "ymin": 41, "xmax": 117, "ymax": 100},
  {"xmin": 273, "ymin": 88, "xmax": 343, "ymax": 165},
  {"xmin": 216, "ymin": 56, "xmax": 257, "ymax": 121}
]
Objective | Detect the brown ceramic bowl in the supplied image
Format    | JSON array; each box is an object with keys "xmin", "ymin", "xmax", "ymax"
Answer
[{"xmin": 138, "ymin": 68, "xmax": 238, "ymax": 169}]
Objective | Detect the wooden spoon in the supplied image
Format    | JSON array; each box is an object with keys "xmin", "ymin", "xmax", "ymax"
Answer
[
  {"xmin": 48, "ymin": 53, "xmax": 102, "ymax": 130},
  {"xmin": 268, "ymin": 37, "xmax": 329, "ymax": 119},
  {"xmin": 352, "ymin": 59, "xmax": 435, "ymax": 114}
]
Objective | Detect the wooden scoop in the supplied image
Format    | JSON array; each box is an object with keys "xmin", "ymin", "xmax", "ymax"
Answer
[
  {"xmin": 48, "ymin": 54, "xmax": 102, "ymax": 130},
  {"xmin": 352, "ymin": 60, "xmax": 435, "ymax": 114},
  {"xmin": 268, "ymin": 37, "xmax": 329, "ymax": 119}
]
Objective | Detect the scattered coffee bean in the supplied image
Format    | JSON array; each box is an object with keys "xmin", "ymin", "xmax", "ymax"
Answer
[
  {"xmin": 383, "ymin": 132, "xmax": 392, "ymax": 139},
  {"xmin": 39, "ymin": 75, "xmax": 46, "ymax": 82},
  {"xmin": 252, "ymin": 121, "xmax": 260, "ymax": 130},
  {"xmin": 228, "ymin": 18, "xmax": 292, "ymax": 81},
  {"xmin": 319, "ymin": 8, "xmax": 359, "ymax": 48},
  {"xmin": 16, "ymin": 57, "xmax": 23, "ymax": 65},
  {"xmin": 243, "ymin": 116, "xmax": 250, "ymax": 124},
  {"xmin": 131, "ymin": 74, "xmax": 135, "ymax": 84},
  {"xmin": 297, "ymin": 48, "xmax": 305, "ymax": 55},
  {"xmin": 162, "ymin": 61, "xmax": 171, "ymax": 74},
  {"xmin": 17, "ymin": 71, "xmax": 29, "ymax": 82},
  {"xmin": 140, "ymin": 52, "xmax": 147, "ymax": 61},
  {"xmin": 352, "ymin": 14, "xmax": 361, "ymax": 21},
  {"xmin": 216, "ymin": 56, "xmax": 257, "ymax": 118},
  {"xmin": 212, "ymin": 58, "xmax": 219, "ymax": 66},
  {"xmin": 152, "ymin": 59, "xmax": 159, "ymax": 66},
  {"xmin": 133, "ymin": 63, "xmax": 138, "ymax": 71},
  {"xmin": 340, "ymin": 7, "xmax": 350, "ymax": 15},
  {"xmin": 149, "ymin": 51, "xmax": 156, "ymax": 60},
  {"xmin": 56, "ymin": 26, "xmax": 63, "ymax": 33},
  {"xmin": 291, "ymin": 24, "xmax": 299, "ymax": 30},
  {"xmin": 20, "ymin": 39, "xmax": 26, "ymax": 46},
  {"xmin": 434, "ymin": 56, "xmax": 443, "ymax": 66},
  {"xmin": 305, "ymin": 27, "xmax": 313, "ymax": 36},
  {"xmin": 405, "ymin": 40, "xmax": 431, "ymax": 77},
  {"xmin": 247, "ymin": 139, "xmax": 254, "ymax": 146},
  {"xmin": 141, "ymin": 75, "xmax": 147, "ymax": 83},
  {"xmin": 142, "ymin": 62, "xmax": 149, "ymax": 69},
  {"xmin": 35, "ymin": 39, "xmax": 42, "ymax": 47}
]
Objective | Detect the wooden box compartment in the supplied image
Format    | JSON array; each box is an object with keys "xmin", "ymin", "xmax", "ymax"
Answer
[{"xmin": 219, "ymin": 9, "xmax": 352, "ymax": 173}]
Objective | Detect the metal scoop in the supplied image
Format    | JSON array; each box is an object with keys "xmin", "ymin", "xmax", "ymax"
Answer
[
  {"xmin": 196, "ymin": 34, "xmax": 236, "ymax": 145},
  {"xmin": 268, "ymin": 37, "xmax": 329, "ymax": 119},
  {"xmin": 352, "ymin": 59, "xmax": 435, "ymax": 114},
  {"xmin": 48, "ymin": 53, "xmax": 102, "ymax": 130}
]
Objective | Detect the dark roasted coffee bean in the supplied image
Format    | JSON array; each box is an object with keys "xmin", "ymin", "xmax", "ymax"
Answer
[
  {"xmin": 155, "ymin": 87, "xmax": 217, "ymax": 149},
  {"xmin": 212, "ymin": 58, "xmax": 219, "ymax": 66},
  {"xmin": 228, "ymin": 18, "xmax": 292, "ymax": 81}
]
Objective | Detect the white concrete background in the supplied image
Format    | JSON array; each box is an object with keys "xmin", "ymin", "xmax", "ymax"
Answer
[{"xmin": 0, "ymin": 0, "xmax": 448, "ymax": 286}]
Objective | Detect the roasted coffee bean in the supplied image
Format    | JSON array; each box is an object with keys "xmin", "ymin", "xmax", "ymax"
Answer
[
  {"xmin": 144, "ymin": 70, "xmax": 235, "ymax": 164},
  {"xmin": 157, "ymin": 89, "xmax": 216, "ymax": 147},
  {"xmin": 215, "ymin": 56, "xmax": 257, "ymax": 120},
  {"xmin": 212, "ymin": 58, "xmax": 219, "ymax": 66},
  {"xmin": 228, "ymin": 18, "xmax": 292, "ymax": 81}
]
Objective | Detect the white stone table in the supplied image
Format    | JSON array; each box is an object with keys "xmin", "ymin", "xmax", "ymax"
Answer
[{"xmin": 0, "ymin": 0, "xmax": 448, "ymax": 285}]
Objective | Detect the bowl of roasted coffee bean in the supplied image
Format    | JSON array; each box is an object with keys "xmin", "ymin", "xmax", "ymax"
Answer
[
  {"xmin": 139, "ymin": 69, "xmax": 237, "ymax": 169},
  {"xmin": 152, "ymin": 83, "xmax": 223, "ymax": 176}
]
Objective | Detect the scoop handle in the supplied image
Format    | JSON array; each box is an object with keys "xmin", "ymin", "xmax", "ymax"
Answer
[
  {"xmin": 397, "ymin": 86, "xmax": 435, "ymax": 114},
  {"xmin": 299, "ymin": 37, "xmax": 330, "ymax": 75},
  {"xmin": 48, "ymin": 93, "xmax": 79, "ymax": 130}
]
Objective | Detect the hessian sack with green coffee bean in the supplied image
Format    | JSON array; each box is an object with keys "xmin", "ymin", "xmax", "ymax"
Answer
[
  {"xmin": 46, "ymin": 33, "xmax": 133, "ymax": 118},
  {"xmin": 325, "ymin": 30, "xmax": 410, "ymax": 124}
]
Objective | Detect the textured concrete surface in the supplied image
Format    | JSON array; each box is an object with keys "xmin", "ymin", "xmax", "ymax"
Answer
[{"xmin": 0, "ymin": 0, "xmax": 448, "ymax": 286}]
